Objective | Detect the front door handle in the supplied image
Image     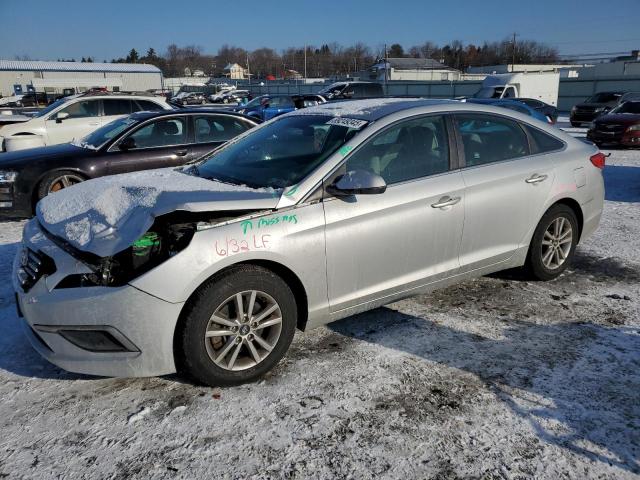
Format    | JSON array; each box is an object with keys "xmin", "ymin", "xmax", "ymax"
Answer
[
  {"xmin": 525, "ymin": 174, "xmax": 548, "ymax": 184},
  {"xmin": 431, "ymin": 196, "xmax": 461, "ymax": 209},
  {"xmin": 174, "ymin": 149, "xmax": 188, "ymax": 157}
]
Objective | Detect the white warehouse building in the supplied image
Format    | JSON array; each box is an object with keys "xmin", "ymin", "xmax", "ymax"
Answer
[{"xmin": 0, "ymin": 60, "xmax": 163, "ymax": 97}]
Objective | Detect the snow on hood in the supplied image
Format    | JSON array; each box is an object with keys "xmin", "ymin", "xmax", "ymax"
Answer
[{"xmin": 36, "ymin": 168, "xmax": 281, "ymax": 257}]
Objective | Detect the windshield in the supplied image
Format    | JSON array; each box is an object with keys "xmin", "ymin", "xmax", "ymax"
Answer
[
  {"xmin": 76, "ymin": 116, "xmax": 138, "ymax": 149},
  {"xmin": 33, "ymin": 98, "xmax": 68, "ymax": 118},
  {"xmin": 610, "ymin": 102, "xmax": 640, "ymax": 114},
  {"xmin": 474, "ymin": 87, "xmax": 504, "ymax": 99},
  {"xmin": 190, "ymin": 115, "xmax": 364, "ymax": 189},
  {"xmin": 244, "ymin": 96, "xmax": 267, "ymax": 109},
  {"xmin": 586, "ymin": 93, "xmax": 622, "ymax": 103}
]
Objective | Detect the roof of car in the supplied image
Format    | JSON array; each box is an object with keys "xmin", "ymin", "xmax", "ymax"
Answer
[
  {"xmin": 287, "ymin": 98, "xmax": 457, "ymax": 121},
  {"xmin": 128, "ymin": 108, "xmax": 260, "ymax": 122}
]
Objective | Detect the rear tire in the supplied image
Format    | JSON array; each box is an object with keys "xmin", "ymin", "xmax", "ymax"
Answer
[
  {"xmin": 524, "ymin": 204, "xmax": 579, "ymax": 281},
  {"xmin": 176, "ymin": 265, "xmax": 297, "ymax": 387}
]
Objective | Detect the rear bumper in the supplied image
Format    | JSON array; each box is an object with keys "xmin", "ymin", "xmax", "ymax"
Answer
[{"xmin": 13, "ymin": 221, "xmax": 184, "ymax": 377}]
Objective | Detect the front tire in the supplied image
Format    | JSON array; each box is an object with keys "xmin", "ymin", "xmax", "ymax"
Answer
[
  {"xmin": 37, "ymin": 170, "xmax": 85, "ymax": 201},
  {"xmin": 525, "ymin": 204, "xmax": 579, "ymax": 281},
  {"xmin": 176, "ymin": 265, "xmax": 297, "ymax": 386}
]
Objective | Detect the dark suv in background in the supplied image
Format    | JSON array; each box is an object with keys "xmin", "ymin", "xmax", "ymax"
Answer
[
  {"xmin": 318, "ymin": 81, "xmax": 384, "ymax": 100},
  {"xmin": 570, "ymin": 91, "xmax": 640, "ymax": 126}
]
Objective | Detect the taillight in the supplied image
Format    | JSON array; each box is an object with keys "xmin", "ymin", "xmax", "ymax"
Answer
[{"xmin": 590, "ymin": 152, "xmax": 606, "ymax": 169}]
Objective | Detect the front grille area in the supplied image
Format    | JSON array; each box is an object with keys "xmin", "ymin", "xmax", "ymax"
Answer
[
  {"xmin": 595, "ymin": 124, "xmax": 626, "ymax": 134},
  {"xmin": 17, "ymin": 248, "xmax": 56, "ymax": 292},
  {"xmin": 0, "ymin": 182, "xmax": 13, "ymax": 206}
]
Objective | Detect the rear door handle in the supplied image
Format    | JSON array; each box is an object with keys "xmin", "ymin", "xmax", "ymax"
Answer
[
  {"xmin": 174, "ymin": 149, "xmax": 188, "ymax": 157},
  {"xmin": 431, "ymin": 196, "xmax": 461, "ymax": 209},
  {"xmin": 525, "ymin": 174, "xmax": 548, "ymax": 184}
]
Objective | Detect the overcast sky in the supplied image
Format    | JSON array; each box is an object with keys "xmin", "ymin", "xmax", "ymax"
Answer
[{"xmin": 1, "ymin": 0, "xmax": 638, "ymax": 61}]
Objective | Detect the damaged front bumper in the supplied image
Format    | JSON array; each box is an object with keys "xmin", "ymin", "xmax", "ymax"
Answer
[{"xmin": 13, "ymin": 220, "xmax": 184, "ymax": 377}]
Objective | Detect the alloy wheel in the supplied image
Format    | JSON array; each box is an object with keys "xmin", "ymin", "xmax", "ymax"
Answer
[
  {"xmin": 48, "ymin": 174, "xmax": 84, "ymax": 193},
  {"xmin": 204, "ymin": 290, "xmax": 283, "ymax": 371},
  {"xmin": 541, "ymin": 217, "xmax": 573, "ymax": 270}
]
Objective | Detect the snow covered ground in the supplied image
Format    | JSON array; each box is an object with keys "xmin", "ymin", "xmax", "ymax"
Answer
[{"xmin": 0, "ymin": 130, "xmax": 639, "ymax": 479}]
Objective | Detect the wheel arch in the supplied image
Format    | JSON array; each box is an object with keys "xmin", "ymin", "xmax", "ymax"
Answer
[
  {"xmin": 551, "ymin": 197, "xmax": 584, "ymax": 241},
  {"xmin": 176, "ymin": 259, "xmax": 310, "ymax": 334}
]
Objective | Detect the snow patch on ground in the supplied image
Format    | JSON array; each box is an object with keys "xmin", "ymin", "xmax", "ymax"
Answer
[{"xmin": 0, "ymin": 145, "xmax": 638, "ymax": 479}]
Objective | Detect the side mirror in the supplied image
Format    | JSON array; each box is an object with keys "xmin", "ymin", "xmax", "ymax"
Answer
[
  {"xmin": 55, "ymin": 111, "xmax": 70, "ymax": 123},
  {"xmin": 326, "ymin": 169, "xmax": 387, "ymax": 196},
  {"xmin": 118, "ymin": 136, "xmax": 136, "ymax": 151}
]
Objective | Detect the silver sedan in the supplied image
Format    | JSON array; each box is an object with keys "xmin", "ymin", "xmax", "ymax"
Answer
[{"xmin": 14, "ymin": 98, "xmax": 605, "ymax": 386}]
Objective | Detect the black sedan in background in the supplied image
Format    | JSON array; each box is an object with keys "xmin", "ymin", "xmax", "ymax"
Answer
[
  {"xmin": 0, "ymin": 109, "xmax": 259, "ymax": 218},
  {"xmin": 517, "ymin": 98, "xmax": 559, "ymax": 123}
]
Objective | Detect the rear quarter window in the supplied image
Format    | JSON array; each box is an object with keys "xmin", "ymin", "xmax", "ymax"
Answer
[{"xmin": 525, "ymin": 126, "xmax": 565, "ymax": 154}]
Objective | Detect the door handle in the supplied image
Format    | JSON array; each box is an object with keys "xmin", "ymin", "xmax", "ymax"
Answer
[
  {"xmin": 174, "ymin": 149, "xmax": 188, "ymax": 157},
  {"xmin": 431, "ymin": 196, "xmax": 461, "ymax": 209},
  {"xmin": 525, "ymin": 174, "xmax": 548, "ymax": 184},
  {"xmin": 89, "ymin": 122, "xmax": 100, "ymax": 126}
]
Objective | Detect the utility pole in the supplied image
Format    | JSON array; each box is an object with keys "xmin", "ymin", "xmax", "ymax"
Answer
[
  {"xmin": 511, "ymin": 32, "xmax": 518, "ymax": 71},
  {"xmin": 304, "ymin": 44, "xmax": 307, "ymax": 81},
  {"xmin": 383, "ymin": 43, "xmax": 388, "ymax": 94}
]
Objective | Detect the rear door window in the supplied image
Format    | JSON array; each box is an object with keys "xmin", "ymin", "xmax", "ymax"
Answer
[
  {"xmin": 103, "ymin": 99, "xmax": 134, "ymax": 116},
  {"xmin": 194, "ymin": 115, "xmax": 253, "ymax": 143},
  {"xmin": 135, "ymin": 100, "xmax": 164, "ymax": 112},
  {"xmin": 455, "ymin": 114, "xmax": 530, "ymax": 166}
]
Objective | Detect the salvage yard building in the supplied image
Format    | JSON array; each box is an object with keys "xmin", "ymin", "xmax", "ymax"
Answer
[{"xmin": 0, "ymin": 60, "xmax": 163, "ymax": 97}]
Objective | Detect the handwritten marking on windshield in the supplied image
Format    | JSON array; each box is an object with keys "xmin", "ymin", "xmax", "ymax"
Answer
[
  {"xmin": 215, "ymin": 234, "xmax": 271, "ymax": 257},
  {"xmin": 284, "ymin": 185, "xmax": 299, "ymax": 197},
  {"xmin": 339, "ymin": 145, "xmax": 353, "ymax": 156},
  {"xmin": 241, "ymin": 215, "xmax": 298, "ymax": 235}
]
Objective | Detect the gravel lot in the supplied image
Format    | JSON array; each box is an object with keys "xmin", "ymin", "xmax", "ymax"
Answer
[{"xmin": 0, "ymin": 123, "xmax": 638, "ymax": 479}]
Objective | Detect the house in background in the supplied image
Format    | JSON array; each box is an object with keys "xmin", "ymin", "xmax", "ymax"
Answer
[{"xmin": 223, "ymin": 63, "xmax": 247, "ymax": 80}]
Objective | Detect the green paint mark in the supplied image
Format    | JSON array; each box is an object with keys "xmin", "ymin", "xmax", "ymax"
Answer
[
  {"xmin": 284, "ymin": 185, "xmax": 299, "ymax": 197},
  {"xmin": 241, "ymin": 214, "xmax": 299, "ymax": 235},
  {"xmin": 241, "ymin": 220, "xmax": 253, "ymax": 235},
  {"xmin": 339, "ymin": 145, "xmax": 353, "ymax": 156},
  {"xmin": 132, "ymin": 232, "xmax": 160, "ymax": 256}
]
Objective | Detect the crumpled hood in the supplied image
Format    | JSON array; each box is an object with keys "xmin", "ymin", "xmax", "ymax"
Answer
[{"xmin": 36, "ymin": 168, "xmax": 281, "ymax": 257}]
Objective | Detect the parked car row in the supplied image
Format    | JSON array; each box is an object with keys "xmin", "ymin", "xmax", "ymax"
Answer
[
  {"xmin": 0, "ymin": 92, "xmax": 172, "ymax": 152},
  {"xmin": 570, "ymin": 91, "xmax": 640, "ymax": 126},
  {"xmin": 0, "ymin": 109, "xmax": 259, "ymax": 217},
  {"xmin": 230, "ymin": 94, "xmax": 327, "ymax": 121},
  {"xmin": 586, "ymin": 100, "xmax": 640, "ymax": 147},
  {"xmin": 11, "ymin": 98, "xmax": 605, "ymax": 387}
]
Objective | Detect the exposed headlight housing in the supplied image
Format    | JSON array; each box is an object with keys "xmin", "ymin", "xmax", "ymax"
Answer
[{"xmin": 0, "ymin": 171, "xmax": 17, "ymax": 182}]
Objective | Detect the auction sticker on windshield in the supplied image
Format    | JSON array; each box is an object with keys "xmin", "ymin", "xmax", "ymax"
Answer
[{"xmin": 326, "ymin": 117, "xmax": 368, "ymax": 129}]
